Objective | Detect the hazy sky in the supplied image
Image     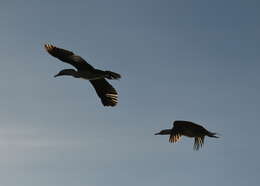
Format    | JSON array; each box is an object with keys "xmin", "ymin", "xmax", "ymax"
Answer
[{"xmin": 0, "ymin": 0, "xmax": 259, "ymax": 186}]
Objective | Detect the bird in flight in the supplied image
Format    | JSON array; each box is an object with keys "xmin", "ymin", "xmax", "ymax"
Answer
[
  {"xmin": 155, "ymin": 120, "xmax": 219, "ymax": 150},
  {"xmin": 44, "ymin": 44, "xmax": 121, "ymax": 107}
]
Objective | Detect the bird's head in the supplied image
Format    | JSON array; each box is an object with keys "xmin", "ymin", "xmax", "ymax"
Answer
[
  {"xmin": 154, "ymin": 129, "xmax": 171, "ymax": 135},
  {"xmin": 54, "ymin": 69, "xmax": 78, "ymax": 78}
]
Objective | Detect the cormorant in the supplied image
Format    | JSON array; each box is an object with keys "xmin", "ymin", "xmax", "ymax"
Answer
[
  {"xmin": 155, "ymin": 120, "xmax": 219, "ymax": 150},
  {"xmin": 44, "ymin": 44, "xmax": 121, "ymax": 107}
]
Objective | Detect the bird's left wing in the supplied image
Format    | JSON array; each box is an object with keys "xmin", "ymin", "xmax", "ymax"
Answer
[
  {"xmin": 90, "ymin": 79, "xmax": 118, "ymax": 107},
  {"xmin": 169, "ymin": 122, "xmax": 182, "ymax": 143},
  {"xmin": 44, "ymin": 44, "xmax": 95, "ymax": 70},
  {"xmin": 169, "ymin": 133, "xmax": 182, "ymax": 143}
]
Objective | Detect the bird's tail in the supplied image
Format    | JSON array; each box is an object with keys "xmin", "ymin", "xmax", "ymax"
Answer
[
  {"xmin": 207, "ymin": 131, "xmax": 220, "ymax": 138},
  {"xmin": 105, "ymin": 71, "xmax": 121, "ymax": 80}
]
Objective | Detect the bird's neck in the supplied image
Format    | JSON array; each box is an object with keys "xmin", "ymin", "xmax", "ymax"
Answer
[{"xmin": 70, "ymin": 71, "xmax": 81, "ymax": 78}]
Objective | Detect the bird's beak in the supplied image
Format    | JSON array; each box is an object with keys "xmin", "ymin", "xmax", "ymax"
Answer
[{"xmin": 154, "ymin": 132, "xmax": 160, "ymax": 135}]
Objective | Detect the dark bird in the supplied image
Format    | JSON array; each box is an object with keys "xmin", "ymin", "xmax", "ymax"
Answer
[
  {"xmin": 155, "ymin": 120, "xmax": 219, "ymax": 150},
  {"xmin": 44, "ymin": 44, "xmax": 121, "ymax": 107}
]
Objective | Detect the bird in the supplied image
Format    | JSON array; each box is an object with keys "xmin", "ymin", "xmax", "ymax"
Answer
[
  {"xmin": 155, "ymin": 120, "xmax": 219, "ymax": 150},
  {"xmin": 44, "ymin": 44, "xmax": 121, "ymax": 107}
]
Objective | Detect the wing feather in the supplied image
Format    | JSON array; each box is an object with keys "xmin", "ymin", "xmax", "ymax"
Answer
[
  {"xmin": 193, "ymin": 136, "xmax": 205, "ymax": 150},
  {"xmin": 169, "ymin": 133, "xmax": 182, "ymax": 143},
  {"xmin": 44, "ymin": 44, "xmax": 94, "ymax": 70},
  {"xmin": 90, "ymin": 79, "xmax": 118, "ymax": 106}
]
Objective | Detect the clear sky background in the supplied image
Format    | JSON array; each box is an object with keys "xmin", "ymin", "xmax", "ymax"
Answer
[{"xmin": 0, "ymin": 0, "xmax": 259, "ymax": 185}]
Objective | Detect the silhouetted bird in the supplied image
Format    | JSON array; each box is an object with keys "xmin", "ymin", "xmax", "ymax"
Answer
[
  {"xmin": 44, "ymin": 44, "xmax": 121, "ymax": 107},
  {"xmin": 155, "ymin": 120, "xmax": 219, "ymax": 150}
]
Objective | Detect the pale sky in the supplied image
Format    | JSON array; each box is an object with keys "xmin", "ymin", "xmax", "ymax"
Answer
[{"xmin": 0, "ymin": 0, "xmax": 259, "ymax": 186}]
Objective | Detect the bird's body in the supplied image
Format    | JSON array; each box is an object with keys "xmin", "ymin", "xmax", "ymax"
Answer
[
  {"xmin": 155, "ymin": 120, "xmax": 219, "ymax": 150},
  {"xmin": 44, "ymin": 44, "xmax": 121, "ymax": 106},
  {"xmin": 76, "ymin": 70, "xmax": 108, "ymax": 80}
]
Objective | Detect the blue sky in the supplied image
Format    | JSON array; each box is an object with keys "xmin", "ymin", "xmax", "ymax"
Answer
[{"xmin": 0, "ymin": 0, "xmax": 259, "ymax": 185}]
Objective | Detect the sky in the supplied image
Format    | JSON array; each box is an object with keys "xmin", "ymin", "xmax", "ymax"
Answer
[{"xmin": 0, "ymin": 0, "xmax": 259, "ymax": 185}]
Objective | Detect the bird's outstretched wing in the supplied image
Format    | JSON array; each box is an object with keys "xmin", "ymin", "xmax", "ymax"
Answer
[
  {"xmin": 90, "ymin": 79, "xmax": 118, "ymax": 106},
  {"xmin": 193, "ymin": 136, "xmax": 205, "ymax": 150},
  {"xmin": 44, "ymin": 44, "xmax": 95, "ymax": 71}
]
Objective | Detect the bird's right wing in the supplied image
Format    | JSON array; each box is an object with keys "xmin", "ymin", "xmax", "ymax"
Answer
[
  {"xmin": 44, "ymin": 44, "xmax": 95, "ymax": 70},
  {"xmin": 90, "ymin": 79, "xmax": 118, "ymax": 107},
  {"xmin": 193, "ymin": 136, "xmax": 205, "ymax": 150}
]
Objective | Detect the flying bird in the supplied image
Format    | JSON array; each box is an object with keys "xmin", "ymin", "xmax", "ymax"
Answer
[
  {"xmin": 44, "ymin": 44, "xmax": 121, "ymax": 107},
  {"xmin": 155, "ymin": 120, "xmax": 219, "ymax": 150}
]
